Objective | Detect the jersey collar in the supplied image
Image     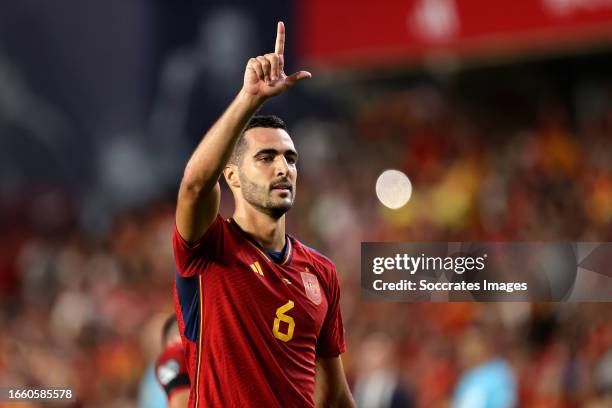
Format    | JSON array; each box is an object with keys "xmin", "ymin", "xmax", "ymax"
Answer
[{"xmin": 228, "ymin": 218, "xmax": 294, "ymax": 266}]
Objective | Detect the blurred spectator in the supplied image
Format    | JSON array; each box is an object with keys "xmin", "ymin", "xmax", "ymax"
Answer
[
  {"xmin": 452, "ymin": 325, "xmax": 517, "ymax": 408},
  {"xmin": 353, "ymin": 332, "xmax": 415, "ymax": 408}
]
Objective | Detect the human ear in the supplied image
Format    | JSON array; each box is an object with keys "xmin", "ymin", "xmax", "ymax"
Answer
[{"xmin": 223, "ymin": 165, "xmax": 241, "ymax": 189}]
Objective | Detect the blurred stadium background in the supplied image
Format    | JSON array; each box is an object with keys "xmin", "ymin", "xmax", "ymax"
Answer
[{"xmin": 1, "ymin": 0, "xmax": 611, "ymax": 407}]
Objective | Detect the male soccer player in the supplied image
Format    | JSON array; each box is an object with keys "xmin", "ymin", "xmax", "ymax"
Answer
[
  {"xmin": 155, "ymin": 315, "xmax": 190, "ymax": 408},
  {"xmin": 172, "ymin": 21, "xmax": 355, "ymax": 407}
]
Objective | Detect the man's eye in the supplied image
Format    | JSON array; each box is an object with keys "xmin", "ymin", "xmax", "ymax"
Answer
[
  {"xmin": 287, "ymin": 157, "xmax": 296, "ymax": 165},
  {"xmin": 261, "ymin": 156, "xmax": 274, "ymax": 162}
]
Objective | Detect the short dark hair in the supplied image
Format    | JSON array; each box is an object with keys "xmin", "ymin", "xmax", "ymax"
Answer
[
  {"xmin": 229, "ymin": 115, "xmax": 288, "ymax": 165},
  {"xmin": 161, "ymin": 315, "xmax": 178, "ymax": 347}
]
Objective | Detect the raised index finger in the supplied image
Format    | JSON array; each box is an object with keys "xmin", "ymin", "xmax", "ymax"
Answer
[{"xmin": 274, "ymin": 21, "xmax": 285, "ymax": 55}]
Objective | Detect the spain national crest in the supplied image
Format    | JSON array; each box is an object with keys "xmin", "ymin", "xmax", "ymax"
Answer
[{"xmin": 300, "ymin": 269, "xmax": 321, "ymax": 305}]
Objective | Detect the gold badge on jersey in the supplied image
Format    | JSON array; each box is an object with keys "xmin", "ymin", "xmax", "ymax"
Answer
[{"xmin": 301, "ymin": 269, "xmax": 321, "ymax": 305}]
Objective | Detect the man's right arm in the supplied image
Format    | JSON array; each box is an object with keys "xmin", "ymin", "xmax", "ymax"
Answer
[
  {"xmin": 175, "ymin": 21, "xmax": 311, "ymax": 243},
  {"xmin": 176, "ymin": 92, "xmax": 261, "ymax": 243}
]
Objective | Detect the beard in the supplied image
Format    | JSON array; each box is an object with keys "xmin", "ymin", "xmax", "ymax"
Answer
[{"xmin": 238, "ymin": 170, "xmax": 295, "ymax": 219}]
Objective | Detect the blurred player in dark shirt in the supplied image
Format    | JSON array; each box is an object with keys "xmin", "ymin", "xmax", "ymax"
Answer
[
  {"xmin": 155, "ymin": 315, "xmax": 190, "ymax": 408},
  {"xmin": 172, "ymin": 21, "xmax": 354, "ymax": 408}
]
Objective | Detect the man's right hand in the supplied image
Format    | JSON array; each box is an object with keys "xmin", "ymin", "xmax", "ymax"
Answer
[{"xmin": 242, "ymin": 22, "xmax": 311, "ymax": 102}]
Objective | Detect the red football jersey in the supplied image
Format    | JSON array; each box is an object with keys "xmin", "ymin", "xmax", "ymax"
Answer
[
  {"xmin": 173, "ymin": 215, "xmax": 345, "ymax": 407},
  {"xmin": 155, "ymin": 342, "xmax": 190, "ymax": 399}
]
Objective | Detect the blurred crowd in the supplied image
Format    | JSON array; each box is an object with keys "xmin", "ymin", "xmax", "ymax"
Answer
[
  {"xmin": 1, "ymin": 67, "xmax": 612, "ymax": 407},
  {"xmin": 297, "ymin": 79, "xmax": 612, "ymax": 407}
]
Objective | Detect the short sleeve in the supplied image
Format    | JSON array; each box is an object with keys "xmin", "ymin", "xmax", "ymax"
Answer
[
  {"xmin": 155, "ymin": 344, "xmax": 190, "ymax": 397},
  {"xmin": 173, "ymin": 214, "xmax": 224, "ymax": 277},
  {"xmin": 316, "ymin": 265, "xmax": 346, "ymax": 358}
]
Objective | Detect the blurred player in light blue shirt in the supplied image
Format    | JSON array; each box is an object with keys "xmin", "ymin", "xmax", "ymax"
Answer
[{"xmin": 452, "ymin": 325, "xmax": 517, "ymax": 408}]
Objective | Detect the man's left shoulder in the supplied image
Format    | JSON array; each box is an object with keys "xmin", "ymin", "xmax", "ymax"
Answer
[{"xmin": 292, "ymin": 237, "xmax": 337, "ymax": 274}]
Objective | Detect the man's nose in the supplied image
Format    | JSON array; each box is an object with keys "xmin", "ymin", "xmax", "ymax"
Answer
[{"xmin": 275, "ymin": 156, "xmax": 289, "ymax": 176}]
